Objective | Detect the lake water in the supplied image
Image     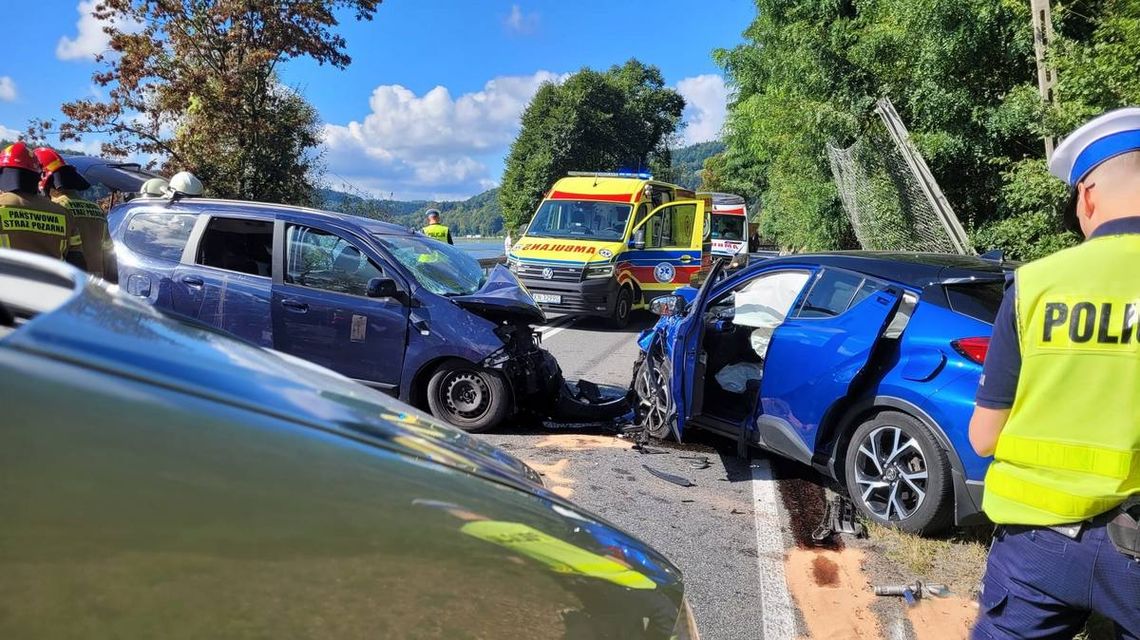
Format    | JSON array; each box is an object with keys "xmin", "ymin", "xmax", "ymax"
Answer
[{"xmin": 454, "ymin": 237, "xmax": 507, "ymax": 259}]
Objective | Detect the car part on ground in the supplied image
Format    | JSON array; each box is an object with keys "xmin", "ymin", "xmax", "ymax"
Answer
[
  {"xmin": 811, "ymin": 495, "xmax": 865, "ymax": 543},
  {"xmin": 874, "ymin": 581, "xmax": 951, "ymax": 607},
  {"xmin": 0, "ymin": 249, "xmax": 688, "ymax": 638}
]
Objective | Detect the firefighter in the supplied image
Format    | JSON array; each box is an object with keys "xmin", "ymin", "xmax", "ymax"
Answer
[
  {"xmin": 969, "ymin": 108, "xmax": 1140, "ymax": 638},
  {"xmin": 422, "ymin": 209, "xmax": 453, "ymax": 244},
  {"xmin": 35, "ymin": 147, "xmax": 116, "ymax": 282},
  {"xmin": 0, "ymin": 142, "xmax": 85, "ymax": 269}
]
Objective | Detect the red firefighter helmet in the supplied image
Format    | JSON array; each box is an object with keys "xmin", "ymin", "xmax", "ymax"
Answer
[
  {"xmin": 33, "ymin": 147, "xmax": 67, "ymax": 176},
  {"xmin": 0, "ymin": 142, "xmax": 41, "ymax": 173}
]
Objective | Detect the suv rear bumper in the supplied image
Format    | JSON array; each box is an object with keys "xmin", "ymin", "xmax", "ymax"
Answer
[{"xmin": 518, "ymin": 275, "xmax": 620, "ymax": 317}]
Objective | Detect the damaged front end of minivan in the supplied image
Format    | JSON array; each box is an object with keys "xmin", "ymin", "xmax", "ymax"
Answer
[{"xmin": 449, "ymin": 266, "xmax": 631, "ymax": 429}]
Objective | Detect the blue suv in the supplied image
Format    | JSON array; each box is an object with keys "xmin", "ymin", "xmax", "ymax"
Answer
[
  {"xmin": 108, "ymin": 195, "xmax": 562, "ymax": 432},
  {"xmin": 633, "ymin": 253, "xmax": 1011, "ymax": 534}
]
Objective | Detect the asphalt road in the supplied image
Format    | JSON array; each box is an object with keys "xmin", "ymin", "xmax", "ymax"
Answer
[{"xmin": 482, "ymin": 312, "xmax": 797, "ymax": 640}]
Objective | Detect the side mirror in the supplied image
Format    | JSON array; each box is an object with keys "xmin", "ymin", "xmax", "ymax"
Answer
[
  {"xmin": 649, "ymin": 294, "xmax": 687, "ymax": 317},
  {"xmin": 518, "ymin": 223, "xmax": 528, "ymax": 236},
  {"xmin": 367, "ymin": 277, "xmax": 398, "ymax": 299},
  {"xmin": 630, "ymin": 228, "xmax": 646, "ymax": 250}
]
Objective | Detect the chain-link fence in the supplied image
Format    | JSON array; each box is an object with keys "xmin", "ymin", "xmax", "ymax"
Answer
[{"xmin": 827, "ymin": 98, "xmax": 973, "ymax": 255}]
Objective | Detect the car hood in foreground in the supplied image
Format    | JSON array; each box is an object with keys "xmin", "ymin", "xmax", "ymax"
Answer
[
  {"xmin": 5, "ymin": 278, "xmax": 546, "ymax": 492},
  {"xmin": 450, "ymin": 264, "xmax": 546, "ymax": 325}
]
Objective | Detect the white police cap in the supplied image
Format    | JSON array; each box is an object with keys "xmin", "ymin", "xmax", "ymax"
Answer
[{"xmin": 1050, "ymin": 107, "xmax": 1140, "ymax": 186}]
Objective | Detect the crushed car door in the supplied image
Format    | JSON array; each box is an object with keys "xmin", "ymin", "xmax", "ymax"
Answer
[
  {"xmin": 755, "ymin": 272, "xmax": 902, "ymax": 464},
  {"xmin": 625, "ymin": 200, "xmax": 707, "ymax": 304},
  {"xmin": 272, "ymin": 223, "xmax": 409, "ymax": 390},
  {"xmin": 663, "ymin": 257, "xmax": 725, "ymax": 441}
]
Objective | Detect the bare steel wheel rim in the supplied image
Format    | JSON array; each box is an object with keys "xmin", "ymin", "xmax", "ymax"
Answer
[
  {"xmin": 441, "ymin": 371, "xmax": 491, "ymax": 420},
  {"xmin": 853, "ymin": 425, "xmax": 928, "ymax": 521}
]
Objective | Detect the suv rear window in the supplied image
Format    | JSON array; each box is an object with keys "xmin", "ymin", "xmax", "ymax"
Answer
[
  {"xmin": 121, "ymin": 212, "xmax": 198, "ymax": 261},
  {"xmin": 944, "ymin": 282, "xmax": 1004, "ymax": 324}
]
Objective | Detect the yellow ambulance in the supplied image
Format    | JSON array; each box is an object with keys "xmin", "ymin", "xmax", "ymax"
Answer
[{"xmin": 507, "ymin": 172, "xmax": 711, "ymax": 327}]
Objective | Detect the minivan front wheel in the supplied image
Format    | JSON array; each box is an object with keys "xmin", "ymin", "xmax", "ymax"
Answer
[
  {"xmin": 843, "ymin": 411, "xmax": 952, "ymax": 535},
  {"xmin": 427, "ymin": 361, "xmax": 511, "ymax": 433}
]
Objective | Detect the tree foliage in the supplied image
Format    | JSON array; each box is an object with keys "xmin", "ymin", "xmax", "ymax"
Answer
[
  {"xmin": 49, "ymin": 0, "xmax": 382, "ymax": 205},
  {"xmin": 499, "ymin": 60, "xmax": 685, "ymax": 230},
  {"xmin": 716, "ymin": 0, "xmax": 1140, "ymax": 259}
]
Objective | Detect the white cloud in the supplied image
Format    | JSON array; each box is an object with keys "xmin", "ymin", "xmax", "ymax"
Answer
[
  {"xmin": 323, "ymin": 71, "xmax": 565, "ymax": 200},
  {"xmin": 0, "ymin": 77, "xmax": 16, "ymax": 102},
  {"xmin": 0, "ymin": 124, "xmax": 21, "ymax": 141},
  {"xmin": 504, "ymin": 4, "xmax": 539, "ymax": 34},
  {"xmin": 676, "ymin": 74, "xmax": 729, "ymax": 145},
  {"xmin": 57, "ymin": 0, "xmax": 142, "ymax": 61}
]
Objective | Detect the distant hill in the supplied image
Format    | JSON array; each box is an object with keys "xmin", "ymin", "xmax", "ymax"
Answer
[
  {"xmin": 656, "ymin": 140, "xmax": 725, "ymax": 190},
  {"xmin": 315, "ymin": 187, "xmax": 504, "ymax": 237},
  {"xmin": 305, "ymin": 139, "xmax": 726, "ymax": 235}
]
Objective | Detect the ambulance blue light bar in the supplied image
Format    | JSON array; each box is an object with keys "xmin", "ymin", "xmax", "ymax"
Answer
[{"xmin": 567, "ymin": 171, "xmax": 654, "ymax": 180}]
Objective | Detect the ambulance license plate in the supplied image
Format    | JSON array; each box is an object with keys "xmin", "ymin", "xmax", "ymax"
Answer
[{"xmin": 532, "ymin": 293, "xmax": 561, "ymax": 304}]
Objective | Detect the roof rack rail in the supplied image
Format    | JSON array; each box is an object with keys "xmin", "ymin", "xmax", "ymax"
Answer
[{"xmin": 566, "ymin": 171, "xmax": 653, "ymax": 180}]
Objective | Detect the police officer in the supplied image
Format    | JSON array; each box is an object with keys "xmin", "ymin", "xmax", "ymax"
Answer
[
  {"xmin": 422, "ymin": 209, "xmax": 453, "ymax": 244},
  {"xmin": 0, "ymin": 142, "xmax": 85, "ymax": 269},
  {"xmin": 35, "ymin": 147, "xmax": 116, "ymax": 282},
  {"xmin": 969, "ymin": 108, "xmax": 1140, "ymax": 638}
]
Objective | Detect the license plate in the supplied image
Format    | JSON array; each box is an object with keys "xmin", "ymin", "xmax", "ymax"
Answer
[{"xmin": 532, "ymin": 293, "xmax": 561, "ymax": 304}]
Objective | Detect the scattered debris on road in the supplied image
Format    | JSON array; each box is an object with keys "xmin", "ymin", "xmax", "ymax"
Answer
[
  {"xmin": 632, "ymin": 442, "xmax": 668, "ymax": 454},
  {"xmin": 874, "ymin": 580, "xmax": 950, "ymax": 606},
  {"xmin": 642, "ymin": 464, "xmax": 695, "ymax": 487},
  {"xmin": 812, "ymin": 495, "xmax": 866, "ymax": 544},
  {"xmin": 680, "ymin": 455, "xmax": 712, "ymax": 469}
]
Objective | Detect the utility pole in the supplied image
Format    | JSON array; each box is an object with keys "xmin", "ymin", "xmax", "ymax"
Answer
[{"xmin": 1030, "ymin": 0, "xmax": 1058, "ymax": 158}]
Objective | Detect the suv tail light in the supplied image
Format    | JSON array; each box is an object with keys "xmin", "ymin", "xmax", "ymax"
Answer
[{"xmin": 952, "ymin": 337, "xmax": 990, "ymax": 364}]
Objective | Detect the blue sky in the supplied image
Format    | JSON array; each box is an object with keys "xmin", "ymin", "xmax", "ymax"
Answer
[{"xmin": 0, "ymin": 1, "xmax": 755, "ymax": 200}]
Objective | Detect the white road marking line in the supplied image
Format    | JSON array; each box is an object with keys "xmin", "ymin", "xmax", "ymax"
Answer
[
  {"xmin": 751, "ymin": 457, "xmax": 797, "ymax": 640},
  {"xmin": 890, "ymin": 617, "xmax": 909, "ymax": 640},
  {"xmin": 539, "ymin": 315, "xmax": 578, "ymax": 341}
]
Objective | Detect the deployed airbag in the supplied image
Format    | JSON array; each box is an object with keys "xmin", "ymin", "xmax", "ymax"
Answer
[{"xmin": 715, "ymin": 362, "xmax": 764, "ymax": 394}]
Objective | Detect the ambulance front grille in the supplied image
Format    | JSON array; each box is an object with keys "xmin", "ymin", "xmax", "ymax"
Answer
[{"xmin": 516, "ymin": 262, "xmax": 584, "ymax": 282}]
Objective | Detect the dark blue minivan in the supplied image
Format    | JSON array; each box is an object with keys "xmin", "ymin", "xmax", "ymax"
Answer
[{"xmin": 108, "ymin": 195, "xmax": 561, "ymax": 432}]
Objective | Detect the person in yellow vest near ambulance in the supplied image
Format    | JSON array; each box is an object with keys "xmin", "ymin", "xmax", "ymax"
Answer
[
  {"xmin": 0, "ymin": 142, "xmax": 85, "ymax": 269},
  {"xmin": 969, "ymin": 108, "xmax": 1140, "ymax": 639},
  {"xmin": 422, "ymin": 209, "xmax": 453, "ymax": 244},
  {"xmin": 34, "ymin": 147, "xmax": 117, "ymax": 283}
]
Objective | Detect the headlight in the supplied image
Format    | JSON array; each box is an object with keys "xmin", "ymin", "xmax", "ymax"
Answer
[
  {"xmin": 671, "ymin": 597, "xmax": 700, "ymax": 640},
  {"xmin": 585, "ymin": 264, "xmax": 614, "ymax": 279}
]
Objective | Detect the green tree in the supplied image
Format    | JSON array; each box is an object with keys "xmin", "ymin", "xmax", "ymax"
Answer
[
  {"xmin": 48, "ymin": 0, "xmax": 382, "ymax": 205},
  {"xmin": 712, "ymin": 0, "xmax": 1082, "ymax": 256},
  {"xmin": 499, "ymin": 60, "xmax": 685, "ymax": 230}
]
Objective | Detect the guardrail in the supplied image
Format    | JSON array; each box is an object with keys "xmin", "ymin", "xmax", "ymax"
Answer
[{"xmin": 478, "ymin": 255, "xmax": 507, "ymax": 274}]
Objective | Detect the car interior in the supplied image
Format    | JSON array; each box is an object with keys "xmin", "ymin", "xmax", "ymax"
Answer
[
  {"xmin": 697, "ymin": 270, "xmax": 812, "ymax": 424},
  {"xmin": 696, "ymin": 268, "xmax": 887, "ymax": 426},
  {"xmin": 196, "ymin": 217, "xmax": 274, "ymax": 277}
]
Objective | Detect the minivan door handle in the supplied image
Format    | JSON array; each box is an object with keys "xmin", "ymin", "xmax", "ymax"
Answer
[
  {"xmin": 181, "ymin": 275, "xmax": 204, "ymax": 287},
  {"xmin": 281, "ymin": 299, "xmax": 309, "ymax": 313}
]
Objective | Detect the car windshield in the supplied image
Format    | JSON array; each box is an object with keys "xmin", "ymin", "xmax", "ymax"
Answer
[
  {"xmin": 710, "ymin": 214, "xmax": 745, "ymax": 240},
  {"xmin": 526, "ymin": 200, "xmax": 632, "ymax": 241},
  {"xmin": 375, "ymin": 234, "xmax": 486, "ymax": 296}
]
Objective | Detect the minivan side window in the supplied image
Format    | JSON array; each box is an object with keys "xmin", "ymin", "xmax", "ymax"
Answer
[
  {"xmin": 196, "ymin": 217, "xmax": 274, "ymax": 277},
  {"xmin": 795, "ymin": 269, "xmax": 887, "ymax": 318},
  {"xmin": 285, "ymin": 225, "xmax": 384, "ymax": 297},
  {"xmin": 122, "ymin": 212, "xmax": 197, "ymax": 261}
]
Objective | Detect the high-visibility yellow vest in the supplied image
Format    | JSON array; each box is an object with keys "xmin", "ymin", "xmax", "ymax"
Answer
[
  {"xmin": 983, "ymin": 233, "xmax": 1140, "ymax": 525},
  {"xmin": 422, "ymin": 223, "xmax": 450, "ymax": 242},
  {"xmin": 460, "ymin": 520, "xmax": 657, "ymax": 590}
]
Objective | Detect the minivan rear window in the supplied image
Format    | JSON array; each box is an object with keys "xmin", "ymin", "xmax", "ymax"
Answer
[
  {"xmin": 122, "ymin": 212, "xmax": 197, "ymax": 261},
  {"xmin": 945, "ymin": 281, "xmax": 1005, "ymax": 324}
]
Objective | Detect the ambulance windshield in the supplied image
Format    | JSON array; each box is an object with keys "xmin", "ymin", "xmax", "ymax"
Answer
[
  {"xmin": 710, "ymin": 213, "xmax": 745, "ymax": 241},
  {"xmin": 526, "ymin": 200, "xmax": 632, "ymax": 241}
]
